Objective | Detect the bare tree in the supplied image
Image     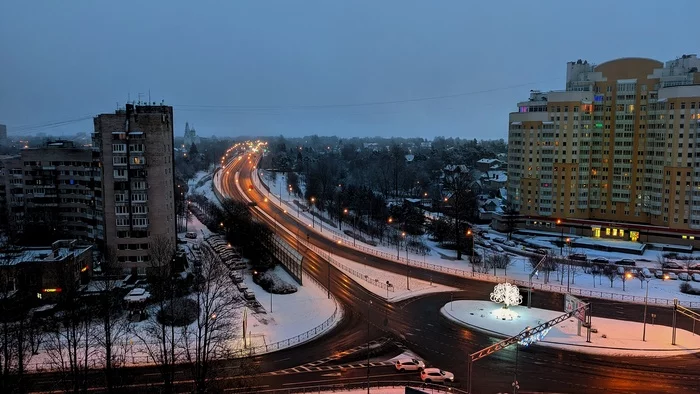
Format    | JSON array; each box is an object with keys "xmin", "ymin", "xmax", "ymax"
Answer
[
  {"xmin": 93, "ymin": 247, "xmax": 130, "ymax": 392},
  {"xmin": 43, "ymin": 270, "xmax": 97, "ymax": 394},
  {"xmin": 603, "ymin": 266, "xmax": 618, "ymax": 288},
  {"xmin": 131, "ymin": 235, "xmax": 180, "ymax": 392},
  {"xmin": 470, "ymin": 253, "xmax": 489, "ymax": 274},
  {"xmin": 182, "ymin": 254, "xmax": 241, "ymax": 393},
  {"xmin": 486, "ymin": 253, "xmax": 512, "ymax": 276}
]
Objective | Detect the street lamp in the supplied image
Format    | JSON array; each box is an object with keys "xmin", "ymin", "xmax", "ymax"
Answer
[
  {"xmin": 402, "ymin": 232, "xmax": 410, "ymax": 290},
  {"xmin": 366, "ymin": 299, "xmax": 372, "ymax": 394},
  {"xmin": 310, "ymin": 197, "xmax": 316, "ymax": 229},
  {"xmin": 467, "ymin": 229, "xmax": 475, "ymax": 260},
  {"xmin": 624, "ymin": 272, "xmax": 632, "ymax": 292},
  {"xmin": 344, "ymin": 208, "xmax": 357, "ymax": 246},
  {"xmin": 556, "ymin": 219, "xmax": 564, "ymax": 255},
  {"xmin": 638, "ymin": 270, "xmax": 652, "ymax": 342}
]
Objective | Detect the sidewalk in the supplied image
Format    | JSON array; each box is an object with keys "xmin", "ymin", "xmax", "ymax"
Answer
[{"xmin": 441, "ymin": 300, "xmax": 700, "ymax": 357}]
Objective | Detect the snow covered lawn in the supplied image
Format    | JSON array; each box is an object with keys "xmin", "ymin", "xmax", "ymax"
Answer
[
  {"xmin": 442, "ymin": 300, "xmax": 700, "ymax": 357},
  {"xmin": 242, "ymin": 266, "xmax": 341, "ymax": 347}
]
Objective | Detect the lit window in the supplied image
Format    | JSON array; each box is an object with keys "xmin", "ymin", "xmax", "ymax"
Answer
[
  {"xmin": 619, "ymin": 229, "xmax": 624, "ymax": 237},
  {"xmin": 605, "ymin": 228, "xmax": 611, "ymax": 235}
]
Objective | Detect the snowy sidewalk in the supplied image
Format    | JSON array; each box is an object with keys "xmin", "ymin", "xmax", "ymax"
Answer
[{"xmin": 441, "ymin": 300, "xmax": 700, "ymax": 357}]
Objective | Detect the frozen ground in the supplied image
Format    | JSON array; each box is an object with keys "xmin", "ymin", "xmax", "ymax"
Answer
[
  {"xmin": 442, "ymin": 300, "xmax": 700, "ymax": 357},
  {"xmin": 250, "ymin": 171, "xmax": 700, "ymax": 307},
  {"xmin": 188, "ymin": 169, "xmax": 221, "ymax": 206}
]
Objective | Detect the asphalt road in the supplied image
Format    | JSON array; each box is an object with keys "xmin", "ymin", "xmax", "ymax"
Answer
[{"xmin": 222, "ymin": 151, "xmax": 700, "ymax": 393}]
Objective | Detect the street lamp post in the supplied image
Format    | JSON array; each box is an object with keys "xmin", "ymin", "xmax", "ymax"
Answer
[
  {"xmin": 402, "ymin": 232, "xmax": 410, "ymax": 290},
  {"xmin": 311, "ymin": 197, "xmax": 316, "ymax": 229},
  {"xmin": 639, "ymin": 271, "xmax": 652, "ymax": 341},
  {"xmin": 467, "ymin": 229, "xmax": 474, "ymax": 260},
  {"xmin": 366, "ymin": 299, "xmax": 372, "ymax": 394},
  {"xmin": 556, "ymin": 219, "xmax": 563, "ymax": 255}
]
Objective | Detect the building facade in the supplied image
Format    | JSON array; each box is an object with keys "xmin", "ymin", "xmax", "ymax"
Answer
[
  {"xmin": 93, "ymin": 104, "xmax": 176, "ymax": 272},
  {"xmin": 508, "ymin": 55, "xmax": 700, "ymax": 246},
  {"xmin": 0, "ymin": 141, "xmax": 101, "ymax": 241}
]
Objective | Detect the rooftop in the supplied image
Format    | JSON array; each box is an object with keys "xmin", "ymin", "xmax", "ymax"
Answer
[{"xmin": 0, "ymin": 240, "xmax": 91, "ymax": 266}]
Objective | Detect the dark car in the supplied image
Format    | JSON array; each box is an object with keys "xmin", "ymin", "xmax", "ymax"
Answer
[
  {"xmin": 568, "ymin": 253, "xmax": 588, "ymax": 262},
  {"xmin": 615, "ymin": 259, "xmax": 636, "ymax": 266},
  {"xmin": 591, "ymin": 257, "xmax": 609, "ymax": 264}
]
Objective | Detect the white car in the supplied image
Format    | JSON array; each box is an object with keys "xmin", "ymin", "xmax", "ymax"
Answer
[
  {"xmin": 678, "ymin": 272, "xmax": 691, "ymax": 281},
  {"xmin": 640, "ymin": 268, "xmax": 652, "ymax": 278},
  {"xmin": 692, "ymin": 273, "xmax": 700, "ymax": 282},
  {"xmin": 394, "ymin": 358, "xmax": 425, "ymax": 372},
  {"xmin": 420, "ymin": 368, "xmax": 454, "ymax": 383},
  {"xmin": 504, "ymin": 240, "xmax": 516, "ymax": 247},
  {"xmin": 492, "ymin": 245, "xmax": 504, "ymax": 253},
  {"xmin": 666, "ymin": 272, "xmax": 678, "ymax": 280}
]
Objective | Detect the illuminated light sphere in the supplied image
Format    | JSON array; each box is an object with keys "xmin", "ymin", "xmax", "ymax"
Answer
[{"xmin": 489, "ymin": 282, "xmax": 522, "ymax": 309}]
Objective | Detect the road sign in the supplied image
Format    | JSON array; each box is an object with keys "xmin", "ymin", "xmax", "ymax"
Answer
[{"xmin": 565, "ymin": 294, "xmax": 586, "ymax": 323}]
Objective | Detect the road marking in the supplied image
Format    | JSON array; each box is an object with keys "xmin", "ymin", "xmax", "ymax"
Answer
[
  {"xmin": 224, "ymin": 385, "xmax": 270, "ymax": 392},
  {"xmin": 281, "ymin": 373, "xmax": 410, "ymax": 386},
  {"xmin": 320, "ymin": 372, "xmax": 342, "ymax": 377}
]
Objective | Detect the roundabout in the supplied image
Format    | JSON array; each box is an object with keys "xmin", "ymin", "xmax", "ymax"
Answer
[{"xmin": 442, "ymin": 283, "xmax": 700, "ymax": 357}]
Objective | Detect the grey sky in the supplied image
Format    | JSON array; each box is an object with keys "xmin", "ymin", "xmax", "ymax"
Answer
[{"xmin": 1, "ymin": 0, "xmax": 697, "ymax": 139}]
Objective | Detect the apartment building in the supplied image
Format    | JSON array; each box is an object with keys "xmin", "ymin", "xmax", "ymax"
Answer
[
  {"xmin": 0, "ymin": 141, "xmax": 101, "ymax": 241},
  {"xmin": 508, "ymin": 55, "xmax": 700, "ymax": 247},
  {"xmin": 93, "ymin": 103, "xmax": 176, "ymax": 272}
]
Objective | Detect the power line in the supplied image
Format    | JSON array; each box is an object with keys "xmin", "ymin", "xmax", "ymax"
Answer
[{"xmin": 173, "ymin": 78, "xmax": 560, "ymax": 111}]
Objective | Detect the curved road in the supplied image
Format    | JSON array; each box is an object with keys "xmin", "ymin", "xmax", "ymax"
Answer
[{"xmin": 220, "ymin": 151, "xmax": 700, "ymax": 393}]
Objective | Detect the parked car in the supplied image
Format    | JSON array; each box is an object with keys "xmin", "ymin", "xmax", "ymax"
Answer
[
  {"xmin": 654, "ymin": 270, "xmax": 665, "ymax": 279},
  {"xmin": 420, "ymin": 368, "xmax": 454, "ymax": 384},
  {"xmin": 493, "ymin": 238, "xmax": 504, "ymax": 244},
  {"xmin": 230, "ymin": 272, "xmax": 243, "ymax": 283},
  {"xmin": 394, "ymin": 358, "xmax": 425, "ymax": 372},
  {"xmin": 568, "ymin": 253, "xmax": 588, "ymax": 262},
  {"xmin": 678, "ymin": 272, "xmax": 692, "ymax": 281},
  {"xmin": 185, "ymin": 231, "xmax": 197, "ymax": 239},
  {"xmin": 662, "ymin": 261, "xmax": 683, "ymax": 269},
  {"xmin": 243, "ymin": 289, "xmax": 255, "ymax": 300},
  {"xmin": 615, "ymin": 259, "xmax": 636, "ymax": 266},
  {"xmin": 191, "ymin": 244, "xmax": 200, "ymax": 251},
  {"xmin": 504, "ymin": 240, "xmax": 516, "ymax": 247},
  {"xmin": 692, "ymin": 273, "xmax": 700, "ymax": 282},
  {"xmin": 641, "ymin": 268, "xmax": 653, "ymax": 278},
  {"xmin": 616, "ymin": 266, "xmax": 626, "ymax": 276},
  {"xmin": 236, "ymin": 282, "xmax": 248, "ymax": 291},
  {"xmin": 492, "ymin": 245, "xmax": 504, "ymax": 253},
  {"xmin": 591, "ymin": 257, "xmax": 609, "ymax": 265},
  {"xmin": 666, "ymin": 272, "xmax": 678, "ymax": 280}
]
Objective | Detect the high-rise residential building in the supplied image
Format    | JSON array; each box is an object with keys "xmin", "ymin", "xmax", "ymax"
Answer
[
  {"xmin": 0, "ymin": 141, "xmax": 101, "ymax": 241},
  {"xmin": 508, "ymin": 55, "xmax": 700, "ymax": 247},
  {"xmin": 0, "ymin": 124, "xmax": 7, "ymax": 146},
  {"xmin": 93, "ymin": 103, "xmax": 176, "ymax": 272}
]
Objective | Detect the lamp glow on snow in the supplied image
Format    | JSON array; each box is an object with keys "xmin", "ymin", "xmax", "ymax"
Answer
[{"xmin": 490, "ymin": 282, "xmax": 522, "ymax": 320}]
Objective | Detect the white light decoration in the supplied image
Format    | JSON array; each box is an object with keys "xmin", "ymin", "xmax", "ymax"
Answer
[
  {"xmin": 518, "ymin": 327, "xmax": 551, "ymax": 347},
  {"xmin": 489, "ymin": 282, "xmax": 522, "ymax": 309}
]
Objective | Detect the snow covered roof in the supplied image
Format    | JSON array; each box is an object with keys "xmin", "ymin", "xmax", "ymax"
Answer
[
  {"xmin": 477, "ymin": 158, "xmax": 502, "ymax": 164},
  {"xmin": 486, "ymin": 170, "xmax": 508, "ymax": 183},
  {"xmin": 124, "ymin": 288, "xmax": 151, "ymax": 303}
]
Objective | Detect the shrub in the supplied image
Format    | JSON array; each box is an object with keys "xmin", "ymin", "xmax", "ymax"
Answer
[
  {"xmin": 157, "ymin": 297, "xmax": 199, "ymax": 326},
  {"xmin": 679, "ymin": 282, "xmax": 700, "ymax": 296},
  {"xmin": 254, "ymin": 271, "xmax": 298, "ymax": 294}
]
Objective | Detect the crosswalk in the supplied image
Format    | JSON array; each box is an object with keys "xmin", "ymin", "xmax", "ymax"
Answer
[
  {"xmin": 268, "ymin": 337, "xmax": 403, "ymax": 375},
  {"xmin": 269, "ymin": 361, "xmax": 396, "ymax": 375}
]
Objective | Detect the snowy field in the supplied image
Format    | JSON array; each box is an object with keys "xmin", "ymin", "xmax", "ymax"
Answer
[
  {"xmin": 442, "ymin": 300, "xmax": 700, "ymax": 357},
  {"xmin": 241, "ymin": 266, "xmax": 341, "ymax": 346},
  {"xmin": 247, "ymin": 171, "xmax": 700, "ymax": 307}
]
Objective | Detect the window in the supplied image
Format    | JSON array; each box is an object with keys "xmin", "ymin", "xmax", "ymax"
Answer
[
  {"xmin": 129, "ymin": 143, "xmax": 144, "ymax": 152},
  {"xmin": 116, "ymin": 218, "xmax": 129, "ymax": 226},
  {"xmin": 113, "ymin": 156, "xmax": 127, "ymax": 165},
  {"xmin": 115, "ymin": 206, "xmax": 128, "ymax": 214},
  {"xmin": 112, "ymin": 144, "xmax": 126, "ymax": 153},
  {"xmin": 113, "ymin": 169, "xmax": 127, "ymax": 178},
  {"xmin": 132, "ymin": 205, "xmax": 148, "ymax": 214},
  {"xmin": 132, "ymin": 218, "xmax": 149, "ymax": 227}
]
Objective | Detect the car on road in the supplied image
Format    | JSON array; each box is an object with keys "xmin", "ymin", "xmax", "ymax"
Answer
[
  {"xmin": 591, "ymin": 257, "xmax": 609, "ymax": 265},
  {"xmin": 420, "ymin": 368, "xmax": 454, "ymax": 384},
  {"xmin": 394, "ymin": 358, "xmax": 425, "ymax": 372}
]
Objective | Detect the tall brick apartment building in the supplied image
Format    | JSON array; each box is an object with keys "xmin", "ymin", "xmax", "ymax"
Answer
[{"xmin": 93, "ymin": 104, "xmax": 177, "ymax": 272}]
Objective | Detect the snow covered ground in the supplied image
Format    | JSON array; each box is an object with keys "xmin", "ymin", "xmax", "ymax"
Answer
[
  {"xmin": 248, "ymin": 171, "xmax": 700, "ymax": 307},
  {"xmin": 241, "ymin": 265, "xmax": 341, "ymax": 347},
  {"xmin": 189, "ymin": 169, "xmax": 221, "ymax": 206},
  {"xmin": 442, "ymin": 300, "xmax": 700, "ymax": 357}
]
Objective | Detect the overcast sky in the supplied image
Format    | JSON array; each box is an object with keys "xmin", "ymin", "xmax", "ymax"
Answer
[{"xmin": 1, "ymin": 0, "xmax": 697, "ymax": 139}]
